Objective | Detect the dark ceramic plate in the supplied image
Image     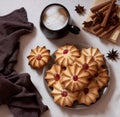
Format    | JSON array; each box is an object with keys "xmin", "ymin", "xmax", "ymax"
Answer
[{"xmin": 43, "ymin": 44, "xmax": 111, "ymax": 109}]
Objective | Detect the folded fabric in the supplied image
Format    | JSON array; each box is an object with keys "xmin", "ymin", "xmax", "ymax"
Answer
[{"xmin": 0, "ymin": 8, "xmax": 48, "ymax": 117}]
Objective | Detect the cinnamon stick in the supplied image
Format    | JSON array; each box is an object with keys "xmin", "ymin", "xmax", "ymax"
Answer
[
  {"xmin": 99, "ymin": 4, "xmax": 111, "ymax": 13},
  {"xmin": 95, "ymin": 28, "xmax": 104, "ymax": 35},
  {"xmin": 91, "ymin": 4, "xmax": 117, "ymax": 20},
  {"xmin": 99, "ymin": 23, "xmax": 119, "ymax": 38},
  {"xmin": 90, "ymin": 0, "xmax": 111, "ymax": 13},
  {"xmin": 92, "ymin": 24, "xmax": 101, "ymax": 31},
  {"xmin": 91, "ymin": 5, "xmax": 109, "ymax": 19},
  {"xmin": 101, "ymin": 0, "xmax": 116, "ymax": 27}
]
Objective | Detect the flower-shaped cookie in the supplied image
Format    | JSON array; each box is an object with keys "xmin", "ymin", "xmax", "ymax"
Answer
[
  {"xmin": 81, "ymin": 47, "xmax": 104, "ymax": 68},
  {"xmin": 92, "ymin": 68, "xmax": 109, "ymax": 89},
  {"xmin": 45, "ymin": 64, "xmax": 63, "ymax": 87},
  {"xmin": 78, "ymin": 81, "xmax": 99, "ymax": 106},
  {"xmin": 51, "ymin": 82, "xmax": 78, "ymax": 107},
  {"xmin": 27, "ymin": 46, "xmax": 50, "ymax": 68},
  {"xmin": 61, "ymin": 64, "xmax": 90, "ymax": 92},
  {"xmin": 74, "ymin": 54, "xmax": 98, "ymax": 76},
  {"xmin": 55, "ymin": 45, "xmax": 80, "ymax": 67}
]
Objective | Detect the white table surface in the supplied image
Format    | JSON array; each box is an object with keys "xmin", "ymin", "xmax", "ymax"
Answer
[{"xmin": 0, "ymin": 0, "xmax": 120, "ymax": 117}]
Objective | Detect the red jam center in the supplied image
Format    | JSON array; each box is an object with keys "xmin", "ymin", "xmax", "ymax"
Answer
[
  {"xmin": 84, "ymin": 88, "xmax": 89, "ymax": 95},
  {"xmin": 36, "ymin": 54, "xmax": 42, "ymax": 60},
  {"xmin": 61, "ymin": 91, "xmax": 68, "ymax": 97},
  {"xmin": 82, "ymin": 63, "xmax": 89, "ymax": 70},
  {"xmin": 63, "ymin": 49, "xmax": 68, "ymax": 54},
  {"xmin": 73, "ymin": 75, "xmax": 78, "ymax": 81},
  {"xmin": 54, "ymin": 74, "xmax": 60, "ymax": 81}
]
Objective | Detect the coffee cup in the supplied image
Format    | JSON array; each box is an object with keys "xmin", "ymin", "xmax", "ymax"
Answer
[{"xmin": 40, "ymin": 3, "xmax": 80, "ymax": 39}]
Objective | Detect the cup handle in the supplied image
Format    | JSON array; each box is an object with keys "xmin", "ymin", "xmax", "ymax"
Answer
[{"xmin": 67, "ymin": 25, "xmax": 80, "ymax": 34}]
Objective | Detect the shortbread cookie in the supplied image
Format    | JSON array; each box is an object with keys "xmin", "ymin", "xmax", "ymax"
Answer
[
  {"xmin": 51, "ymin": 82, "xmax": 78, "ymax": 107},
  {"xmin": 81, "ymin": 47, "xmax": 104, "ymax": 68},
  {"xmin": 61, "ymin": 64, "xmax": 90, "ymax": 92},
  {"xmin": 27, "ymin": 46, "xmax": 50, "ymax": 68},
  {"xmin": 55, "ymin": 44, "xmax": 80, "ymax": 67},
  {"xmin": 92, "ymin": 68, "xmax": 109, "ymax": 89},
  {"xmin": 74, "ymin": 54, "xmax": 98, "ymax": 76},
  {"xmin": 45, "ymin": 64, "xmax": 63, "ymax": 87},
  {"xmin": 78, "ymin": 81, "xmax": 99, "ymax": 106}
]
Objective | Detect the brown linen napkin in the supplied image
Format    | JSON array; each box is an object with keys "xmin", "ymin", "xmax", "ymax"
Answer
[{"xmin": 0, "ymin": 8, "xmax": 48, "ymax": 117}]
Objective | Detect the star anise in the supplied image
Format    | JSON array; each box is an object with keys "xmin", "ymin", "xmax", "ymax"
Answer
[
  {"xmin": 94, "ymin": 12, "xmax": 104, "ymax": 24},
  {"xmin": 109, "ymin": 15, "xmax": 119, "ymax": 26},
  {"xmin": 83, "ymin": 21, "xmax": 93, "ymax": 28},
  {"xmin": 75, "ymin": 4, "xmax": 85, "ymax": 15},
  {"xmin": 106, "ymin": 49, "xmax": 119, "ymax": 61}
]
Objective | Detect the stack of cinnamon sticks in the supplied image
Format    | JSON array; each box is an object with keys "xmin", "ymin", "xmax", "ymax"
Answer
[{"xmin": 83, "ymin": 0, "xmax": 120, "ymax": 43}]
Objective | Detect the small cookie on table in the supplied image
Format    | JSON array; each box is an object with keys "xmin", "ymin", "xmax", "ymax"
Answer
[{"xmin": 27, "ymin": 46, "xmax": 50, "ymax": 69}]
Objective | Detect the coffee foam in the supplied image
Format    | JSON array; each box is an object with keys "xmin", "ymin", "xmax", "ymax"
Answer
[{"xmin": 43, "ymin": 5, "xmax": 69, "ymax": 30}]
